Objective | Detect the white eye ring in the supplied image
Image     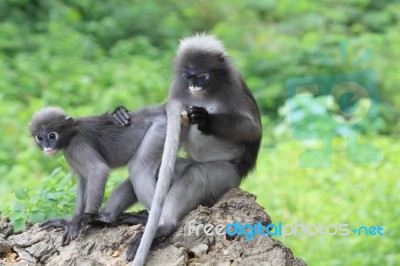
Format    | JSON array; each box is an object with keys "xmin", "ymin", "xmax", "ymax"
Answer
[
  {"xmin": 198, "ymin": 73, "xmax": 209, "ymax": 80},
  {"xmin": 47, "ymin": 132, "xmax": 59, "ymax": 140},
  {"xmin": 35, "ymin": 135, "xmax": 43, "ymax": 143}
]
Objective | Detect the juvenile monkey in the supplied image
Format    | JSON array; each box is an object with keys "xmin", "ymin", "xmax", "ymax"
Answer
[{"xmin": 29, "ymin": 106, "xmax": 166, "ymax": 245}]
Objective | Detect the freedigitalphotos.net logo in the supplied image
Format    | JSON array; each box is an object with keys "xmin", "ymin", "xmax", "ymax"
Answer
[
  {"xmin": 186, "ymin": 220, "xmax": 384, "ymax": 241},
  {"xmin": 285, "ymin": 42, "xmax": 382, "ymax": 168}
]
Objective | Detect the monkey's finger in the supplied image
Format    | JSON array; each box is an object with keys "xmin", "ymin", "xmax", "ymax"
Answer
[
  {"xmin": 188, "ymin": 114, "xmax": 208, "ymax": 124},
  {"xmin": 126, "ymin": 232, "xmax": 143, "ymax": 261},
  {"xmin": 40, "ymin": 219, "xmax": 67, "ymax": 229},
  {"xmin": 187, "ymin": 106, "xmax": 207, "ymax": 115},
  {"xmin": 116, "ymin": 111, "xmax": 130, "ymax": 126},
  {"xmin": 117, "ymin": 108, "xmax": 130, "ymax": 121},
  {"xmin": 112, "ymin": 113, "xmax": 127, "ymax": 126},
  {"xmin": 61, "ymin": 232, "xmax": 70, "ymax": 246}
]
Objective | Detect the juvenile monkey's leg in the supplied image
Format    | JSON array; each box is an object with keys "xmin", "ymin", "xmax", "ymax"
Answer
[
  {"xmin": 95, "ymin": 179, "xmax": 140, "ymax": 225},
  {"xmin": 125, "ymin": 160, "xmax": 241, "ymax": 261},
  {"xmin": 40, "ymin": 176, "xmax": 87, "ymax": 228},
  {"xmin": 66, "ymin": 163, "xmax": 110, "ymax": 245},
  {"xmin": 40, "ymin": 176, "xmax": 88, "ymax": 245}
]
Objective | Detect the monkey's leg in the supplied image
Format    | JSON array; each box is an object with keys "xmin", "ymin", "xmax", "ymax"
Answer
[
  {"xmin": 95, "ymin": 179, "xmax": 139, "ymax": 226},
  {"xmin": 130, "ymin": 117, "xmax": 167, "ymax": 210},
  {"xmin": 125, "ymin": 160, "xmax": 240, "ymax": 261},
  {"xmin": 40, "ymin": 177, "xmax": 88, "ymax": 245},
  {"xmin": 116, "ymin": 158, "xmax": 191, "ymax": 227},
  {"xmin": 63, "ymin": 153, "xmax": 110, "ymax": 245}
]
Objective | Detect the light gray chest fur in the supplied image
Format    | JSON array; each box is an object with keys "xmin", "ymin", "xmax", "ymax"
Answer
[{"xmin": 183, "ymin": 99, "xmax": 243, "ymax": 162}]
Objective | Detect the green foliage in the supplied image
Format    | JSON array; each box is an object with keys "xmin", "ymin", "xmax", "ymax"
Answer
[
  {"xmin": 3, "ymin": 160, "xmax": 128, "ymax": 232},
  {"xmin": 5, "ymin": 166, "xmax": 76, "ymax": 232},
  {"xmin": 242, "ymin": 135, "xmax": 400, "ymax": 265}
]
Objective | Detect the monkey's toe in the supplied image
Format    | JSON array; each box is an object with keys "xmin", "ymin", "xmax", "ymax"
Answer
[
  {"xmin": 40, "ymin": 218, "xmax": 68, "ymax": 229},
  {"xmin": 125, "ymin": 232, "xmax": 143, "ymax": 261}
]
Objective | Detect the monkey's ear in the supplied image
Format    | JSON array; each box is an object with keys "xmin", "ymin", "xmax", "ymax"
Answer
[
  {"xmin": 65, "ymin": 116, "xmax": 75, "ymax": 124},
  {"xmin": 219, "ymin": 52, "xmax": 227, "ymax": 62}
]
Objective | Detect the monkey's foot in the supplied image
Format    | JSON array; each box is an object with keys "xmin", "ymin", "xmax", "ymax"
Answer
[
  {"xmin": 88, "ymin": 213, "xmax": 119, "ymax": 226},
  {"xmin": 117, "ymin": 210, "xmax": 149, "ymax": 225},
  {"xmin": 111, "ymin": 106, "xmax": 130, "ymax": 126},
  {"xmin": 40, "ymin": 218, "xmax": 69, "ymax": 230},
  {"xmin": 40, "ymin": 214, "xmax": 92, "ymax": 246},
  {"xmin": 87, "ymin": 210, "xmax": 148, "ymax": 227},
  {"xmin": 126, "ymin": 231, "xmax": 143, "ymax": 261}
]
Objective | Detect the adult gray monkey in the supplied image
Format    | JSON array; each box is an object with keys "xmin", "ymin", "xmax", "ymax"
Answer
[
  {"xmin": 110, "ymin": 33, "xmax": 262, "ymax": 264},
  {"xmin": 29, "ymin": 106, "xmax": 166, "ymax": 245}
]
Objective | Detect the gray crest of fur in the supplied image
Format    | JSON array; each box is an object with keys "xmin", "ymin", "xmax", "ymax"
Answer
[
  {"xmin": 177, "ymin": 33, "xmax": 226, "ymax": 55},
  {"xmin": 29, "ymin": 107, "xmax": 68, "ymax": 133}
]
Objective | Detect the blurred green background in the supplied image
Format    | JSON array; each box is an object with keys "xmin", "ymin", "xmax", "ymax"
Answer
[{"xmin": 0, "ymin": 0, "xmax": 399, "ymax": 265}]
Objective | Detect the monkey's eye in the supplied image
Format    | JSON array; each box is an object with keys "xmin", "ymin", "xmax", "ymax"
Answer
[
  {"xmin": 35, "ymin": 135, "xmax": 43, "ymax": 143},
  {"xmin": 183, "ymin": 73, "xmax": 192, "ymax": 80},
  {"xmin": 48, "ymin": 132, "xmax": 59, "ymax": 140},
  {"xmin": 197, "ymin": 73, "xmax": 209, "ymax": 80}
]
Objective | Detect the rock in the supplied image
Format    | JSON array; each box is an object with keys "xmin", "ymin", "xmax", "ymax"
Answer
[
  {"xmin": 0, "ymin": 188, "xmax": 307, "ymax": 266},
  {"xmin": 0, "ymin": 218, "xmax": 13, "ymax": 237}
]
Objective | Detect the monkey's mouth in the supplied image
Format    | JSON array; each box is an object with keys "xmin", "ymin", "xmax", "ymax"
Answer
[
  {"xmin": 189, "ymin": 86, "xmax": 203, "ymax": 93},
  {"xmin": 43, "ymin": 147, "xmax": 58, "ymax": 156}
]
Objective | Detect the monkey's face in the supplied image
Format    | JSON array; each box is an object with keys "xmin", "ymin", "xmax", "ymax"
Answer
[
  {"xmin": 178, "ymin": 52, "xmax": 228, "ymax": 96},
  {"xmin": 182, "ymin": 71, "xmax": 210, "ymax": 94},
  {"xmin": 33, "ymin": 129, "xmax": 60, "ymax": 156}
]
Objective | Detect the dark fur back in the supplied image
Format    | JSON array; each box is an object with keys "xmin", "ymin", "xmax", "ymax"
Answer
[{"xmin": 30, "ymin": 106, "xmax": 166, "ymax": 168}]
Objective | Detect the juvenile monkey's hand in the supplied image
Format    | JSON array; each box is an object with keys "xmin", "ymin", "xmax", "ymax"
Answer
[
  {"xmin": 110, "ymin": 106, "xmax": 130, "ymax": 126},
  {"xmin": 187, "ymin": 106, "xmax": 210, "ymax": 134}
]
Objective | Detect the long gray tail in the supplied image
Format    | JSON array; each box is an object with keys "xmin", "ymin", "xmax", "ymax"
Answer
[{"xmin": 132, "ymin": 100, "xmax": 183, "ymax": 266}]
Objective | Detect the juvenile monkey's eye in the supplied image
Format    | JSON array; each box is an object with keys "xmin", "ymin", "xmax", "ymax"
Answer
[
  {"xmin": 48, "ymin": 132, "xmax": 59, "ymax": 140},
  {"xmin": 183, "ymin": 73, "xmax": 191, "ymax": 80},
  {"xmin": 197, "ymin": 73, "xmax": 209, "ymax": 80},
  {"xmin": 35, "ymin": 135, "xmax": 43, "ymax": 142}
]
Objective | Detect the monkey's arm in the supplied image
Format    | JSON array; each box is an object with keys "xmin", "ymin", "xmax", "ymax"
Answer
[{"xmin": 187, "ymin": 106, "xmax": 261, "ymax": 142}]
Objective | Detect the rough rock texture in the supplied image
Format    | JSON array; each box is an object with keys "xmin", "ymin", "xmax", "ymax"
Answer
[{"xmin": 0, "ymin": 189, "xmax": 306, "ymax": 266}]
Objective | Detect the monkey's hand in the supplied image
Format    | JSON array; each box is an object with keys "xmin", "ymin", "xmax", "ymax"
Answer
[
  {"xmin": 187, "ymin": 106, "xmax": 210, "ymax": 134},
  {"xmin": 110, "ymin": 106, "xmax": 130, "ymax": 126}
]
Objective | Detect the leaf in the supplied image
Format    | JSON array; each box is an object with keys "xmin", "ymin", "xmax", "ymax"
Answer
[
  {"xmin": 30, "ymin": 211, "xmax": 46, "ymax": 223},
  {"xmin": 15, "ymin": 188, "xmax": 28, "ymax": 200},
  {"xmin": 46, "ymin": 192, "xmax": 64, "ymax": 200},
  {"xmin": 12, "ymin": 218, "xmax": 25, "ymax": 232}
]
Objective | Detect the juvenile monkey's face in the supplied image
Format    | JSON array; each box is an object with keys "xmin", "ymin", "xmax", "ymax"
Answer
[{"xmin": 33, "ymin": 129, "xmax": 60, "ymax": 156}]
